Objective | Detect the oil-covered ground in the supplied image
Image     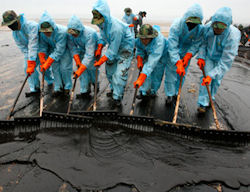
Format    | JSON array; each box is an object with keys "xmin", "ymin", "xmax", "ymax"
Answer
[{"xmin": 0, "ymin": 30, "xmax": 250, "ymax": 192}]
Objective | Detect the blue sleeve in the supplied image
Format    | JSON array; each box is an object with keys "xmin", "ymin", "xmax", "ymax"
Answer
[
  {"xmin": 97, "ymin": 32, "xmax": 107, "ymax": 46},
  {"xmin": 168, "ymin": 19, "xmax": 181, "ymax": 66},
  {"xmin": 27, "ymin": 22, "xmax": 39, "ymax": 61},
  {"xmin": 39, "ymin": 34, "xmax": 49, "ymax": 54},
  {"xmin": 122, "ymin": 16, "xmax": 127, "ymax": 23},
  {"xmin": 142, "ymin": 37, "xmax": 165, "ymax": 77},
  {"xmin": 13, "ymin": 32, "xmax": 28, "ymax": 57},
  {"xmin": 49, "ymin": 32, "xmax": 67, "ymax": 61},
  {"xmin": 187, "ymin": 26, "xmax": 204, "ymax": 56},
  {"xmin": 197, "ymin": 25, "xmax": 211, "ymax": 60},
  {"xmin": 105, "ymin": 28, "xmax": 122, "ymax": 61},
  {"xmin": 197, "ymin": 37, "xmax": 207, "ymax": 60},
  {"xmin": 208, "ymin": 29, "xmax": 240, "ymax": 79},
  {"xmin": 135, "ymin": 39, "xmax": 146, "ymax": 59},
  {"xmin": 82, "ymin": 32, "xmax": 97, "ymax": 68},
  {"xmin": 67, "ymin": 36, "xmax": 79, "ymax": 56}
]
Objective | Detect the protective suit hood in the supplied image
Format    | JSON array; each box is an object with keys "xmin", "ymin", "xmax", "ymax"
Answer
[
  {"xmin": 39, "ymin": 11, "xmax": 57, "ymax": 31},
  {"xmin": 183, "ymin": 4, "xmax": 203, "ymax": 22},
  {"xmin": 212, "ymin": 7, "xmax": 232, "ymax": 27},
  {"xmin": 67, "ymin": 15, "xmax": 84, "ymax": 32},
  {"xmin": 93, "ymin": 0, "xmax": 111, "ymax": 25}
]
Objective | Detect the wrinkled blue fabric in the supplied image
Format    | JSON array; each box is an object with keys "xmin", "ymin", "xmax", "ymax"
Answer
[
  {"xmin": 164, "ymin": 3, "xmax": 204, "ymax": 97},
  {"xmin": 122, "ymin": 13, "xmax": 135, "ymax": 25},
  {"xmin": 67, "ymin": 15, "xmax": 99, "ymax": 93},
  {"xmin": 12, "ymin": 14, "xmax": 53, "ymax": 92},
  {"xmin": 135, "ymin": 26, "xmax": 168, "ymax": 95},
  {"xmin": 39, "ymin": 11, "xmax": 72, "ymax": 91},
  {"xmin": 197, "ymin": 7, "xmax": 241, "ymax": 107},
  {"xmin": 93, "ymin": 0, "xmax": 134, "ymax": 100},
  {"xmin": 122, "ymin": 13, "xmax": 135, "ymax": 35}
]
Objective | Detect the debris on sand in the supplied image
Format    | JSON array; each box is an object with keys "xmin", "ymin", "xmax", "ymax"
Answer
[
  {"xmin": 188, "ymin": 83, "xmax": 197, "ymax": 93},
  {"xmin": 1, "ymin": 44, "xmax": 9, "ymax": 47}
]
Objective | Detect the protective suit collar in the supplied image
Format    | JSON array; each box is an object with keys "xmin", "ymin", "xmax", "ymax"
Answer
[
  {"xmin": 212, "ymin": 7, "xmax": 232, "ymax": 27},
  {"xmin": 39, "ymin": 11, "xmax": 57, "ymax": 33},
  {"xmin": 93, "ymin": 0, "xmax": 111, "ymax": 28},
  {"xmin": 67, "ymin": 15, "xmax": 84, "ymax": 36},
  {"xmin": 183, "ymin": 4, "xmax": 203, "ymax": 22}
]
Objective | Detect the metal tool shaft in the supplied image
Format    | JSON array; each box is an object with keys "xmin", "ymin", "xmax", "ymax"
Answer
[
  {"xmin": 40, "ymin": 71, "xmax": 45, "ymax": 117},
  {"xmin": 129, "ymin": 69, "xmax": 141, "ymax": 115},
  {"xmin": 93, "ymin": 67, "xmax": 98, "ymax": 111},
  {"xmin": 67, "ymin": 77, "xmax": 77, "ymax": 115},
  {"xmin": 7, "ymin": 74, "xmax": 30, "ymax": 120}
]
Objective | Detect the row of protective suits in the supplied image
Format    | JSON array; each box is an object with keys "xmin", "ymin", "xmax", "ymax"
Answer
[
  {"xmin": 12, "ymin": 11, "xmax": 100, "ymax": 94},
  {"xmin": 12, "ymin": 0, "xmax": 240, "ymax": 108},
  {"xmin": 134, "ymin": 3, "xmax": 240, "ymax": 108}
]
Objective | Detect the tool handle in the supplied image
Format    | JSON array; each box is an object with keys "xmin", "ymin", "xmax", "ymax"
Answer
[
  {"xmin": 40, "ymin": 71, "xmax": 45, "ymax": 117},
  {"xmin": 129, "ymin": 68, "xmax": 142, "ymax": 115},
  {"xmin": 92, "ymin": 55, "xmax": 101, "ymax": 111},
  {"xmin": 7, "ymin": 74, "xmax": 30, "ymax": 120},
  {"xmin": 67, "ymin": 77, "xmax": 78, "ymax": 115},
  {"xmin": 93, "ymin": 67, "xmax": 99, "ymax": 111},
  {"xmin": 172, "ymin": 75, "xmax": 183, "ymax": 123},
  {"xmin": 201, "ymin": 68, "xmax": 221, "ymax": 130}
]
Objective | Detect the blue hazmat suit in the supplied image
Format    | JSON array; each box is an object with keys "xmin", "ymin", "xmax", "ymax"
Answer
[
  {"xmin": 39, "ymin": 11, "xmax": 72, "ymax": 91},
  {"xmin": 164, "ymin": 4, "xmax": 204, "ymax": 97},
  {"xmin": 133, "ymin": 14, "xmax": 143, "ymax": 37},
  {"xmin": 122, "ymin": 13, "xmax": 135, "ymax": 25},
  {"xmin": 122, "ymin": 13, "xmax": 135, "ymax": 35},
  {"xmin": 135, "ymin": 26, "xmax": 168, "ymax": 95},
  {"xmin": 93, "ymin": 0, "xmax": 135, "ymax": 100},
  {"xmin": 197, "ymin": 7, "xmax": 241, "ymax": 107},
  {"xmin": 67, "ymin": 15, "xmax": 99, "ymax": 93},
  {"xmin": 12, "ymin": 14, "xmax": 53, "ymax": 92}
]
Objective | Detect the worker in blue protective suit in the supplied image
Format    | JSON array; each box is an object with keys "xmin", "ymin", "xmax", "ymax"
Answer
[
  {"xmin": 38, "ymin": 11, "xmax": 72, "ymax": 96},
  {"xmin": 67, "ymin": 15, "xmax": 99, "ymax": 98},
  {"xmin": 164, "ymin": 3, "xmax": 204, "ymax": 105},
  {"xmin": 122, "ymin": 8, "xmax": 136, "ymax": 35},
  {"xmin": 196, "ymin": 7, "xmax": 241, "ymax": 113},
  {"xmin": 133, "ymin": 24, "xmax": 168, "ymax": 100},
  {"xmin": 133, "ymin": 11, "xmax": 147, "ymax": 38},
  {"xmin": 1, "ymin": 10, "xmax": 54, "ymax": 97},
  {"xmin": 92, "ymin": 0, "xmax": 134, "ymax": 107}
]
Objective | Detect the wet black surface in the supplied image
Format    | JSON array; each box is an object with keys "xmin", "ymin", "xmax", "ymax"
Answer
[{"xmin": 0, "ymin": 30, "xmax": 250, "ymax": 191}]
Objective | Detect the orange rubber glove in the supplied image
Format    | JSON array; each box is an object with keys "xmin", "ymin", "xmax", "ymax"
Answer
[
  {"xmin": 94, "ymin": 55, "xmax": 108, "ymax": 67},
  {"xmin": 182, "ymin": 52, "xmax": 192, "ymax": 68},
  {"xmin": 38, "ymin": 52, "xmax": 46, "ymax": 65},
  {"xmin": 201, "ymin": 76, "xmax": 212, "ymax": 86},
  {"xmin": 95, "ymin": 44, "xmax": 103, "ymax": 57},
  {"xmin": 197, "ymin": 58, "xmax": 205, "ymax": 70},
  {"xmin": 137, "ymin": 55, "xmax": 143, "ymax": 70},
  {"xmin": 129, "ymin": 24, "xmax": 134, "ymax": 27},
  {"xmin": 176, "ymin": 60, "xmax": 185, "ymax": 76},
  {"xmin": 133, "ymin": 73, "xmax": 147, "ymax": 88},
  {"xmin": 26, "ymin": 60, "xmax": 36, "ymax": 75},
  {"xmin": 133, "ymin": 17, "xmax": 137, "ymax": 21},
  {"xmin": 74, "ymin": 64, "xmax": 87, "ymax": 79},
  {"xmin": 40, "ymin": 57, "xmax": 54, "ymax": 72},
  {"xmin": 73, "ymin": 54, "xmax": 82, "ymax": 67}
]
